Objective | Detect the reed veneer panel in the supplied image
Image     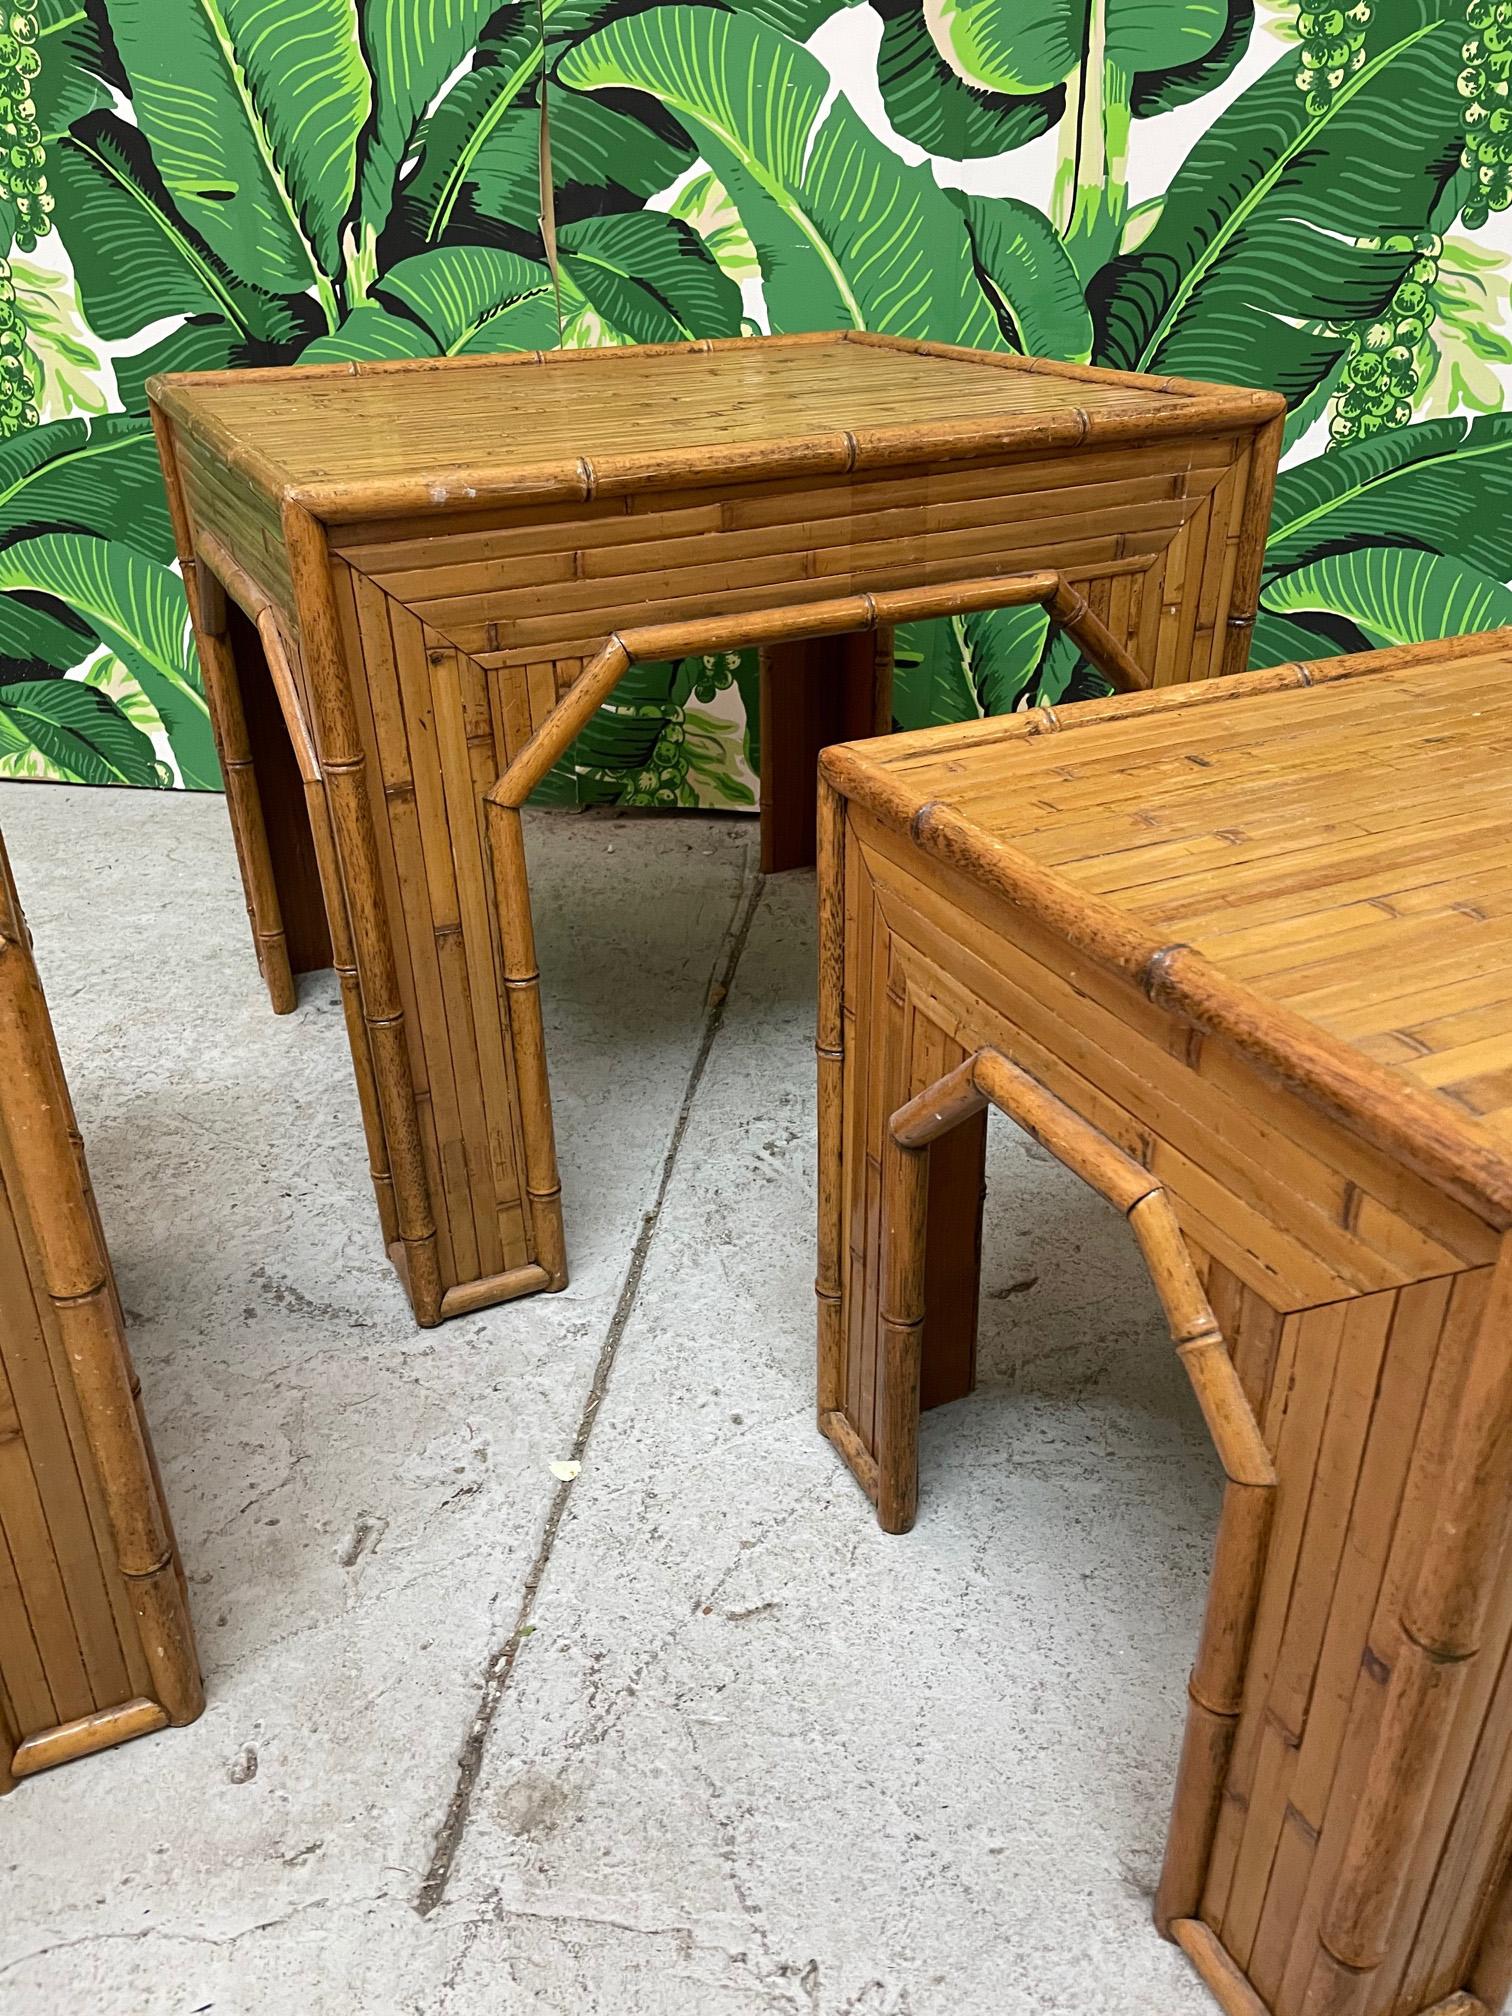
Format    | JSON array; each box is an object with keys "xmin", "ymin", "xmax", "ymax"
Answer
[
  {"xmin": 153, "ymin": 334, "xmax": 1281, "ymax": 1325},
  {"xmin": 0, "ymin": 831, "xmax": 200, "ymax": 1790},
  {"xmin": 818, "ymin": 631, "xmax": 1512, "ymax": 2016}
]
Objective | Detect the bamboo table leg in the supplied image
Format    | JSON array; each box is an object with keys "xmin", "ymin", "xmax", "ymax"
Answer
[
  {"xmin": 223, "ymin": 601, "xmax": 332, "ymax": 980},
  {"xmin": 759, "ymin": 627, "xmax": 893, "ymax": 873},
  {"xmin": 0, "ymin": 831, "xmax": 202, "ymax": 1784},
  {"xmin": 920, "ymin": 1107, "xmax": 986, "ymax": 1411}
]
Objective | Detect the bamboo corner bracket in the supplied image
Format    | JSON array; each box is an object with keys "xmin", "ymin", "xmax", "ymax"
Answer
[{"xmin": 477, "ymin": 563, "xmax": 1156, "ymax": 1300}]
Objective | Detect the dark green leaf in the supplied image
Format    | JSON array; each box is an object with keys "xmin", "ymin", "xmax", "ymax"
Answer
[
  {"xmin": 102, "ymin": 0, "xmax": 366, "ymax": 290},
  {"xmin": 873, "ymin": 0, "xmax": 1061, "ymax": 159},
  {"xmin": 378, "ymin": 245, "xmax": 558, "ymax": 351},
  {"xmin": 50, "ymin": 121, "xmax": 242, "ymax": 341},
  {"xmin": 963, "ymin": 605, "xmax": 1052, "ymax": 713},
  {"xmin": 358, "ymin": 0, "xmax": 503, "ymax": 241},
  {"xmin": 394, "ymin": 13, "xmax": 545, "ymax": 248},
  {"xmin": 1265, "ymin": 415, "xmax": 1512, "ymax": 580},
  {"xmin": 557, "ymin": 211, "xmax": 741, "ymax": 342},
  {"xmin": 0, "ymin": 416, "xmax": 175, "ymax": 561},
  {"xmin": 543, "ymin": 87, "xmax": 697, "ymax": 222},
  {"xmin": 1262, "ymin": 546, "xmax": 1512, "ymax": 649},
  {"xmin": 1248, "ymin": 608, "xmax": 1343, "ymax": 670},
  {"xmin": 559, "ymin": 7, "xmax": 1000, "ymax": 344},
  {"xmin": 0, "ymin": 592, "xmax": 93, "ymax": 673},
  {"xmin": 1129, "ymin": 0, "xmax": 1253, "ymax": 116},
  {"xmin": 300, "ymin": 303, "xmax": 437, "ymax": 362},
  {"xmin": 739, "ymin": 0, "xmax": 862, "ymax": 36},
  {"xmin": 952, "ymin": 192, "xmax": 1092, "ymax": 361},
  {"xmin": 0, "ymin": 534, "xmax": 219, "ymax": 787},
  {"xmin": 112, "ymin": 317, "xmax": 294, "ymax": 416},
  {"xmin": 0, "ymin": 677, "xmax": 162, "ymax": 787},
  {"xmin": 892, "ymin": 619, "xmax": 978, "ymax": 732},
  {"xmin": 1091, "ymin": 14, "xmax": 1464, "ymax": 403},
  {"xmin": 35, "ymin": 0, "xmax": 113, "ymax": 135}
]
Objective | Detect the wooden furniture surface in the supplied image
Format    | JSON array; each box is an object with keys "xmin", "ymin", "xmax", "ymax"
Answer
[
  {"xmin": 150, "ymin": 333, "xmax": 1283, "ymax": 1325},
  {"xmin": 0, "ymin": 832, "xmax": 200, "ymax": 1789},
  {"xmin": 817, "ymin": 630, "xmax": 1512, "ymax": 2016}
]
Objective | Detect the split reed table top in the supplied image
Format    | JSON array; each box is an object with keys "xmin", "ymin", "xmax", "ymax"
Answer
[
  {"xmin": 148, "ymin": 330, "xmax": 1274, "ymax": 515},
  {"xmin": 829, "ymin": 632, "xmax": 1512, "ymax": 1227}
]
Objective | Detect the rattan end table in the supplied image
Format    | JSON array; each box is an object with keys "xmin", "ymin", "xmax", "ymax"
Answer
[
  {"xmin": 152, "ymin": 334, "xmax": 1282, "ymax": 1324},
  {"xmin": 0, "ymin": 832, "xmax": 200, "ymax": 1789},
  {"xmin": 818, "ymin": 629, "xmax": 1512, "ymax": 2016}
]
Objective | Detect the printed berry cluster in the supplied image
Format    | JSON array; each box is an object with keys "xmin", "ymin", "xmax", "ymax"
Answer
[{"xmin": 0, "ymin": 6, "xmax": 50, "ymax": 441}]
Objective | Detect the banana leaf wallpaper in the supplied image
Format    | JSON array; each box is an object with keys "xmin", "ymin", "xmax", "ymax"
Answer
[{"xmin": 0, "ymin": 0, "xmax": 1507, "ymax": 803}]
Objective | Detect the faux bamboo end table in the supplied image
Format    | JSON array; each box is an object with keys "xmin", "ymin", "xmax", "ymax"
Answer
[
  {"xmin": 0, "ymin": 832, "xmax": 200, "ymax": 1789},
  {"xmin": 817, "ymin": 630, "xmax": 1512, "ymax": 2016},
  {"xmin": 151, "ymin": 334, "xmax": 1282, "ymax": 1325}
]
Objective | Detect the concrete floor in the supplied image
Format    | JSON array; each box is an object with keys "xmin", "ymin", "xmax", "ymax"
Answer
[{"xmin": 0, "ymin": 784, "xmax": 1225, "ymax": 2015}]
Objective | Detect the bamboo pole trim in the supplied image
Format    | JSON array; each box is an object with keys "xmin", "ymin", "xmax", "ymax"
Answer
[
  {"xmin": 11, "ymin": 1700, "xmax": 171, "ymax": 1777},
  {"xmin": 820, "ymin": 1408, "xmax": 880, "ymax": 1501},
  {"xmin": 118, "ymin": 1550, "xmax": 177, "ymax": 1581},
  {"xmin": 48, "ymin": 1276, "xmax": 112, "ymax": 1307},
  {"xmin": 1170, "ymin": 1919, "xmax": 1273, "ymax": 2016},
  {"xmin": 487, "ymin": 569, "xmax": 1152, "ymax": 813}
]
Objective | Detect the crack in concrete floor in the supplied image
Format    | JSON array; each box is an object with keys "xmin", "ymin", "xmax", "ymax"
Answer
[{"xmin": 415, "ymin": 851, "xmax": 768, "ymax": 1920}]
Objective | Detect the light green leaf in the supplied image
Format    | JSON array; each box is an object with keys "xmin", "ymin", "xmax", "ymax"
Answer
[
  {"xmin": 299, "ymin": 304, "xmax": 437, "ymax": 363},
  {"xmin": 9, "ymin": 258, "xmax": 112, "ymax": 424},
  {"xmin": 1415, "ymin": 236, "xmax": 1512, "ymax": 423},
  {"xmin": 84, "ymin": 650, "xmax": 168, "ymax": 739},
  {"xmin": 0, "ymin": 416, "xmax": 176, "ymax": 560},
  {"xmin": 682, "ymin": 703, "xmax": 757, "ymax": 808},
  {"xmin": 667, "ymin": 171, "xmax": 759, "ymax": 285},
  {"xmin": 557, "ymin": 212, "xmax": 742, "ymax": 344},
  {"xmin": 0, "ymin": 714, "xmax": 59, "ymax": 779},
  {"xmin": 953, "ymin": 193, "xmax": 1093, "ymax": 360},
  {"xmin": 1265, "ymin": 415, "xmax": 1512, "ymax": 582},
  {"xmin": 0, "ymin": 677, "xmax": 163, "ymax": 787},
  {"xmin": 558, "ymin": 7, "xmax": 999, "ymax": 345},
  {"xmin": 1262, "ymin": 546, "xmax": 1512, "ymax": 650},
  {"xmin": 0, "ymin": 535, "xmax": 219, "ymax": 787},
  {"xmin": 1093, "ymin": 12, "xmax": 1464, "ymax": 403},
  {"xmin": 378, "ymin": 246, "xmax": 558, "ymax": 353}
]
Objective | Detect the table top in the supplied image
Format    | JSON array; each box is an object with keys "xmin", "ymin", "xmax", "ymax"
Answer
[
  {"xmin": 149, "ymin": 332, "xmax": 1276, "ymax": 515},
  {"xmin": 827, "ymin": 633, "xmax": 1512, "ymax": 1217}
]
